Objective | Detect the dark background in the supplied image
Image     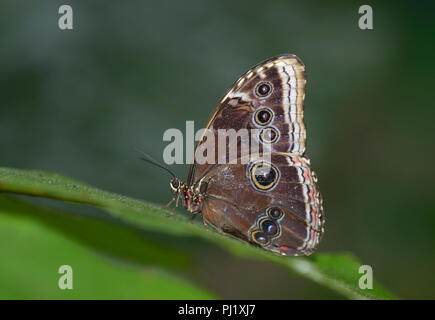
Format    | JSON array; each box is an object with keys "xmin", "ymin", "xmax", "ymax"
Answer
[{"xmin": 1, "ymin": 1, "xmax": 434, "ymax": 299}]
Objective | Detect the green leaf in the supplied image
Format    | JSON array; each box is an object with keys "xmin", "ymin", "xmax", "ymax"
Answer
[
  {"xmin": 0, "ymin": 195, "xmax": 215, "ymax": 299},
  {"xmin": 0, "ymin": 167, "xmax": 396, "ymax": 299}
]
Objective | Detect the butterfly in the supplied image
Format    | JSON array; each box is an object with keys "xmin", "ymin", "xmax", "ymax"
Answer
[{"xmin": 164, "ymin": 54, "xmax": 324, "ymax": 256}]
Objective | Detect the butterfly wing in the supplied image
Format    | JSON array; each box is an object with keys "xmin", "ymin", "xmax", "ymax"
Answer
[
  {"xmin": 188, "ymin": 54, "xmax": 306, "ymax": 185},
  {"xmin": 201, "ymin": 153, "xmax": 323, "ymax": 255},
  {"xmin": 188, "ymin": 54, "xmax": 324, "ymax": 256}
]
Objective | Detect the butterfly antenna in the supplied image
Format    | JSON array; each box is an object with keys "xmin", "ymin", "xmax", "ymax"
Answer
[{"xmin": 134, "ymin": 147, "xmax": 176, "ymax": 179}]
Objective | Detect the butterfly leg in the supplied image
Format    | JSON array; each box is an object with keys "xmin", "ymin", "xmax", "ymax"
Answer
[
  {"xmin": 161, "ymin": 197, "xmax": 175, "ymax": 210},
  {"xmin": 166, "ymin": 194, "xmax": 180, "ymax": 217}
]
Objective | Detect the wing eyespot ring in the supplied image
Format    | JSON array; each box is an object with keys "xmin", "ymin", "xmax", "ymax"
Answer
[
  {"xmin": 248, "ymin": 161, "xmax": 280, "ymax": 191},
  {"xmin": 259, "ymin": 218, "xmax": 280, "ymax": 237},
  {"xmin": 253, "ymin": 108, "xmax": 274, "ymax": 126},
  {"xmin": 259, "ymin": 126, "xmax": 279, "ymax": 144},
  {"xmin": 254, "ymin": 81, "xmax": 273, "ymax": 98},
  {"xmin": 251, "ymin": 230, "xmax": 269, "ymax": 245},
  {"xmin": 267, "ymin": 207, "xmax": 284, "ymax": 220}
]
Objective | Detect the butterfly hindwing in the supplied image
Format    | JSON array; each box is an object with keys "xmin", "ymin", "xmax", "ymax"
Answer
[{"xmin": 199, "ymin": 153, "xmax": 323, "ymax": 256}]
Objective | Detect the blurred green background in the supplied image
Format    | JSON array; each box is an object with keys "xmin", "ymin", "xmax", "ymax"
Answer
[{"xmin": 1, "ymin": 0, "xmax": 434, "ymax": 299}]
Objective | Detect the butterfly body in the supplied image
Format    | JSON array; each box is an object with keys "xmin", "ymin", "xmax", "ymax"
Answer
[{"xmin": 170, "ymin": 54, "xmax": 324, "ymax": 256}]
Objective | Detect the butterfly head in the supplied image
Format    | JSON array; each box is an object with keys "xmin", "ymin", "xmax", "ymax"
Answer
[
  {"xmin": 169, "ymin": 177, "xmax": 181, "ymax": 192},
  {"xmin": 169, "ymin": 181, "xmax": 202, "ymax": 215}
]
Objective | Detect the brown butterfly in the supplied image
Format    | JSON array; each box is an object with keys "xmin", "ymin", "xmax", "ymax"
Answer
[{"xmin": 166, "ymin": 54, "xmax": 324, "ymax": 256}]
